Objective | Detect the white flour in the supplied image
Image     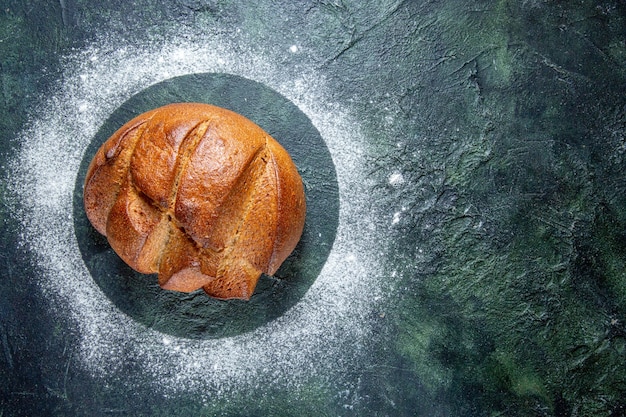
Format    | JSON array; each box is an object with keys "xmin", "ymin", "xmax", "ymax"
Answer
[{"xmin": 9, "ymin": 31, "xmax": 388, "ymax": 400}]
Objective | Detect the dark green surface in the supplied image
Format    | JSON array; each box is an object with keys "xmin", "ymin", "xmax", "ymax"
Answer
[{"xmin": 1, "ymin": 0, "xmax": 626, "ymax": 416}]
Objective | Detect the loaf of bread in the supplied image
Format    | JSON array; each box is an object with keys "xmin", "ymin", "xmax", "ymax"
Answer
[{"xmin": 84, "ymin": 103, "xmax": 306, "ymax": 300}]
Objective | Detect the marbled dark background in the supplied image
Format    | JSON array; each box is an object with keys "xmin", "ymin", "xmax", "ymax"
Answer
[{"xmin": 1, "ymin": 1, "xmax": 626, "ymax": 416}]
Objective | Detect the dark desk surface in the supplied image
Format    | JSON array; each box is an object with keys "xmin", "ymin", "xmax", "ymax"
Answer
[{"xmin": 1, "ymin": 1, "xmax": 625, "ymax": 416}]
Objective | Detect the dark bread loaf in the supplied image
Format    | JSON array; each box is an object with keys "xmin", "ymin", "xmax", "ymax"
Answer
[{"xmin": 84, "ymin": 103, "xmax": 306, "ymax": 300}]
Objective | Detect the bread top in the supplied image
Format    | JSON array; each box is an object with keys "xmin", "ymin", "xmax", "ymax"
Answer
[{"xmin": 83, "ymin": 103, "xmax": 306, "ymax": 300}]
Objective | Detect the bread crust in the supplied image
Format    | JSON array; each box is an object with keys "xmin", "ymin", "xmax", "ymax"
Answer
[{"xmin": 84, "ymin": 103, "xmax": 306, "ymax": 300}]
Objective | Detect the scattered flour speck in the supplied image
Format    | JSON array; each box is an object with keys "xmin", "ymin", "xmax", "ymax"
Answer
[{"xmin": 388, "ymin": 171, "xmax": 405, "ymax": 187}]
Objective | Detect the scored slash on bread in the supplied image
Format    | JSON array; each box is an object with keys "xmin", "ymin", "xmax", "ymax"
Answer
[{"xmin": 83, "ymin": 103, "xmax": 306, "ymax": 300}]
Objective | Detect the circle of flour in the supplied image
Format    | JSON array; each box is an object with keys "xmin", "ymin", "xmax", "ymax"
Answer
[{"xmin": 9, "ymin": 33, "xmax": 383, "ymax": 397}]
